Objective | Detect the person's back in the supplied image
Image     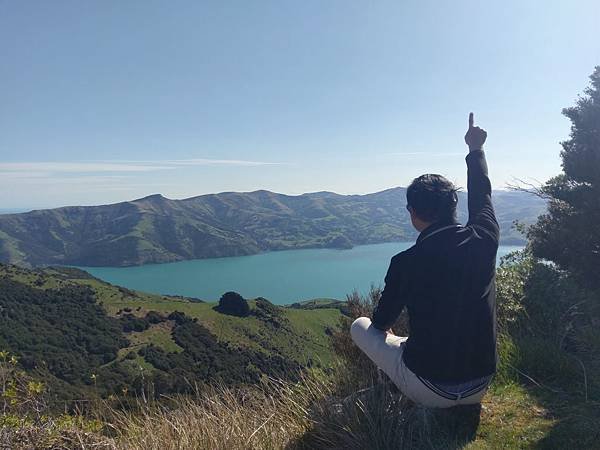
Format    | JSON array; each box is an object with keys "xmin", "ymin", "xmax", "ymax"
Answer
[
  {"xmin": 351, "ymin": 113, "xmax": 498, "ymax": 408},
  {"xmin": 398, "ymin": 197, "xmax": 498, "ymax": 382}
]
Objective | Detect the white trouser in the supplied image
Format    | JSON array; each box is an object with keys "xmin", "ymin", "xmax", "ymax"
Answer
[{"xmin": 350, "ymin": 317, "xmax": 488, "ymax": 408}]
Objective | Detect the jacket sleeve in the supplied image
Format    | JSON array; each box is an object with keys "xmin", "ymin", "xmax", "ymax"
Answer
[
  {"xmin": 372, "ymin": 255, "xmax": 408, "ymax": 330},
  {"xmin": 466, "ymin": 150, "xmax": 500, "ymax": 244}
]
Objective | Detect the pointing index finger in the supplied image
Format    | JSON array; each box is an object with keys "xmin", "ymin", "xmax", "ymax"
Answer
[{"xmin": 469, "ymin": 112, "xmax": 474, "ymax": 128}]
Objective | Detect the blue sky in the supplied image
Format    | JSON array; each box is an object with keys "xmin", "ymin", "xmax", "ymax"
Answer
[{"xmin": 1, "ymin": 1, "xmax": 599, "ymax": 209}]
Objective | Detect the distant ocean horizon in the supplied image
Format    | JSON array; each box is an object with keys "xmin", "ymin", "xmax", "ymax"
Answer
[{"xmin": 80, "ymin": 242, "xmax": 523, "ymax": 305}]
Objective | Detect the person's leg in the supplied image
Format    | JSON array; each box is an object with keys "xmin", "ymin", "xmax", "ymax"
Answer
[
  {"xmin": 350, "ymin": 317, "xmax": 487, "ymax": 408},
  {"xmin": 397, "ymin": 362, "xmax": 458, "ymax": 408},
  {"xmin": 398, "ymin": 363, "xmax": 490, "ymax": 408},
  {"xmin": 456, "ymin": 386, "xmax": 489, "ymax": 405},
  {"xmin": 351, "ymin": 317, "xmax": 461, "ymax": 407},
  {"xmin": 350, "ymin": 317, "xmax": 407, "ymax": 387}
]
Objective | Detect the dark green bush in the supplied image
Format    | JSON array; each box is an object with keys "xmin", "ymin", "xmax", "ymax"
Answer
[{"xmin": 216, "ymin": 291, "xmax": 250, "ymax": 317}]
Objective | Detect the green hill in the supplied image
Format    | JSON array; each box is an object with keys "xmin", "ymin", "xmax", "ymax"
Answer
[
  {"xmin": 0, "ymin": 188, "xmax": 543, "ymax": 267},
  {"xmin": 0, "ymin": 263, "xmax": 342, "ymax": 404}
]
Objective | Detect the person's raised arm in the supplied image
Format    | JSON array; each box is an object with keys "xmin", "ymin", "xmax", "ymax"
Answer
[{"xmin": 464, "ymin": 113, "xmax": 499, "ymax": 243}]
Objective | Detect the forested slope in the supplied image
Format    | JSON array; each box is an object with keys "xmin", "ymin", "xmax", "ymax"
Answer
[{"xmin": 0, "ymin": 264, "xmax": 341, "ymax": 406}]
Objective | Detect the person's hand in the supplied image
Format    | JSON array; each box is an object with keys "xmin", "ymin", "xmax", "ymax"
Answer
[{"xmin": 464, "ymin": 112, "xmax": 487, "ymax": 152}]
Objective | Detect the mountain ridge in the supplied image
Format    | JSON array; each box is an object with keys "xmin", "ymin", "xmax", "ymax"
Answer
[{"xmin": 0, "ymin": 187, "xmax": 545, "ymax": 267}]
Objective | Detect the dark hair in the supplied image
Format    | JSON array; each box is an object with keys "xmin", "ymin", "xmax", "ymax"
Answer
[{"xmin": 406, "ymin": 174, "xmax": 458, "ymax": 222}]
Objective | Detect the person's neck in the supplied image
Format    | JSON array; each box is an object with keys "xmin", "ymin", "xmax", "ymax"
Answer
[
  {"xmin": 416, "ymin": 221, "xmax": 433, "ymax": 232},
  {"xmin": 417, "ymin": 218, "xmax": 459, "ymax": 238}
]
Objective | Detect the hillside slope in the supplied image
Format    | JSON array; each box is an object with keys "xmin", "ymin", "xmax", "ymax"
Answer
[
  {"xmin": 0, "ymin": 264, "xmax": 342, "ymax": 404},
  {"xmin": 1, "ymin": 254, "xmax": 598, "ymax": 449},
  {"xmin": 0, "ymin": 188, "xmax": 544, "ymax": 267}
]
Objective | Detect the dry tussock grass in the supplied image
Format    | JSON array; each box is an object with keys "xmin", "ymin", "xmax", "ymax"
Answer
[
  {"xmin": 2, "ymin": 368, "xmax": 456, "ymax": 450},
  {"xmin": 106, "ymin": 373, "xmax": 333, "ymax": 450}
]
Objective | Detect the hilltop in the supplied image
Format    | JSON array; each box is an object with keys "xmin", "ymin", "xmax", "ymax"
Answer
[{"xmin": 0, "ymin": 188, "xmax": 543, "ymax": 267}]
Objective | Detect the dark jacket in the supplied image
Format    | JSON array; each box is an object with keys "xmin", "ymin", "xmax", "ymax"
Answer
[{"xmin": 372, "ymin": 150, "xmax": 499, "ymax": 382}]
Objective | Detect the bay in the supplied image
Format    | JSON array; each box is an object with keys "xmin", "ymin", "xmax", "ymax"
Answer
[{"xmin": 80, "ymin": 243, "xmax": 523, "ymax": 305}]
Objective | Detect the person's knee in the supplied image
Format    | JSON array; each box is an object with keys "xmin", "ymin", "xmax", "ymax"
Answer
[{"xmin": 350, "ymin": 316, "xmax": 371, "ymax": 343}]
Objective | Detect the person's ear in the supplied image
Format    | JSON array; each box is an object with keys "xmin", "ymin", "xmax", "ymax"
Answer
[{"xmin": 407, "ymin": 206, "xmax": 416, "ymax": 220}]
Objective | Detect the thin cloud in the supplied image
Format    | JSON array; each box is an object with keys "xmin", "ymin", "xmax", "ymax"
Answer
[
  {"xmin": 111, "ymin": 158, "xmax": 286, "ymax": 167},
  {"xmin": 0, "ymin": 171, "xmax": 55, "ymax": 179},
  {"xmin": 0, "ymin": 174, "xmax": 131, "ymax": 185},
  {"xmin": 0, "ymin": 162, "xmax": 172, "ymax": 173},
  {"xmin": 0, "ymin": 158, "xmax": 284, "ymax": 176},
  {"xmin": 386, "ymin": 152, "xmax": 465, "ymax": 156}
]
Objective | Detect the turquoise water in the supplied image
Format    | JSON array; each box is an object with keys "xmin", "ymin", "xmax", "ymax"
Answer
[{"xmin": 80, "ymin": 243, "xmax": 523, "ymax": 305}]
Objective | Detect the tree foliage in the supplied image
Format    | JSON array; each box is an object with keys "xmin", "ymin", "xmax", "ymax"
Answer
[
  {"xmin": 0, "ymin": 279, "xmax": 127, "ymax": 385},
  {"xmin": 140, "ymin": 312, "xmax": 300, "ymax": 396},
  {"xmin": 528, "ymin": 67, "xmax": 600, "ymax": 289},
  {"xmin": 216, "ymin": 291, "xmax": 250, "ymax": 317}
]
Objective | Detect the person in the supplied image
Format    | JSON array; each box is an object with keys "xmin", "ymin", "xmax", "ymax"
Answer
[{"xmin": 350, "ymin": 113, "xmax": 498, "ymax": 408}]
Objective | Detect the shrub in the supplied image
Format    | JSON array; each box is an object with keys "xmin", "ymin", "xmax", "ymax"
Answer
[
  {"xmin": 145, "ymin": 311, "xmax": 166, "ymax": 324},
  {"xmin": 216, "ymin": 292, "xmax": 250, "ymax": 317},
  {"xmin": 120, "ymin": 314, "xmax": 149, "ymax": 333},
  {"xmin": 252, "ymin": 297, "xmax": 288, "ymax": 329},
  {"xmin": 0, "ymin": 351, "xmax": 46, "ymax": 419},
  {"xmin": 495, "ymin": 250, "xmax": 600, "ymax": 399}
]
